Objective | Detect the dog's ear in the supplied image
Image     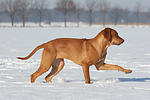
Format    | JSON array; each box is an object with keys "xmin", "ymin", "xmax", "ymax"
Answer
[{"xmin": 103, "ymin": 28, "xmax": 112, "ymax": 41}]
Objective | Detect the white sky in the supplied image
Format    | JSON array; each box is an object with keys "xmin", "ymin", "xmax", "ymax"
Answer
[{"xmin": 50, "ymin": 0, "xmax": 150, "ymax": 11}]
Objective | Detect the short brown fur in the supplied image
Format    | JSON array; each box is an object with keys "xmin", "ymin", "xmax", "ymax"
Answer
[{"xmin": 17, "ymin": 28, "xmax": 132, "ymax": 84}]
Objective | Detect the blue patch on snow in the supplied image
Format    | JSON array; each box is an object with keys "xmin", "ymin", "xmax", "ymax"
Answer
[{"xmin": 119, "ymin": 78, "xmax": 150, "ymax": 82}]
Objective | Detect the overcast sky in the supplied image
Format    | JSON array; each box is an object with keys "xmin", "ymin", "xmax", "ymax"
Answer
[
  {"xmin": 50, "ymin": 0, "xmax": 150, "ymax": 11},
  {"xmin": 105, "ymin": 0, "xmax": 150, "ymax": 11}
]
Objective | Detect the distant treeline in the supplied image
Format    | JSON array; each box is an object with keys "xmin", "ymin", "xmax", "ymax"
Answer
[{"xmin": 0, "ymin": 0, "xmax": 150, "ymax": 27}]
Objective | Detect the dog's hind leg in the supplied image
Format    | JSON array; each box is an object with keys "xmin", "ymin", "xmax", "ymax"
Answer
[
  {"xmin": 45, "ymin": 58, "xmax": 64, "ymax": 83},
  {"xmin": 31, "ymin": 49, "xmax": 56, "ymax": 83}
]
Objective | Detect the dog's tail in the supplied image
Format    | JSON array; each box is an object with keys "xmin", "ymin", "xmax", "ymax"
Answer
[{"xmin": 17, "ymin": 43, "xmax": 46, "ymax": 60}]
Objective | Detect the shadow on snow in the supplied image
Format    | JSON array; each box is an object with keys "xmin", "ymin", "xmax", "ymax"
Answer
[
  {"xmin": 41, "ymin": 78, "xmax": 150, "ymax": 83},
  {"xmin": 118, "ymin": 78, "xmax": 150, "ymax": 82}
]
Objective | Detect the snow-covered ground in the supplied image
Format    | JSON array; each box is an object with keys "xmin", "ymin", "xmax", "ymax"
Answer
[
  {"xmin": 0, "ymin": 24, "xmax": 150, "ymax": 100},
  {"xmin": 0, "ymin": 22, "xmax": 150, "ymax": 28}
]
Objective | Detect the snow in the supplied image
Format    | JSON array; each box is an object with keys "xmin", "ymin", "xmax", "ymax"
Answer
[{"xmin": 0, "ymin": 24, "xmax": 150, "ymax": 100}]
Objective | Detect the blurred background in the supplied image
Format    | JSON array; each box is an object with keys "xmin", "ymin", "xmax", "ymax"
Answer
[{"xmin": 0, "ymin": 0, "xmax": 150, "ymax": 27}]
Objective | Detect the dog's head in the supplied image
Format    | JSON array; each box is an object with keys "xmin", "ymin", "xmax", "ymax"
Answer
[{"xmin": 103, "ymin": 28, "xmax": 124, "ymax": 45}]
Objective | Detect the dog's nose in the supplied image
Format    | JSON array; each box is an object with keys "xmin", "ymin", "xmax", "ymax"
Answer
[
  {"xmin": 118, "ymin": 38, "xmax": 125, "ymax": 45},
  {"xmin": 122, "ymin": 39, "xmax": 125, "ymax": 44}
]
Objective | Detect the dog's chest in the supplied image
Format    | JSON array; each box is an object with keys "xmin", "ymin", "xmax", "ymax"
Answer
[
  {"xmin": 95, "ymin": 50, "xmax": 107, "ymax": 63},
  {"xmin": 101, "ymin": 51, "xmax": 106, "ymax": 58}
]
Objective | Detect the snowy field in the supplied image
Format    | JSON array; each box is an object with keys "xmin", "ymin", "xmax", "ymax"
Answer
[{"xmin": 0, "ymin": 24, "xmax": 150, "ymax": 100}]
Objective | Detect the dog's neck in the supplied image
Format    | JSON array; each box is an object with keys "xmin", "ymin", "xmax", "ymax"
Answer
[{"xmin": 91, "ymin": 32, "xmax": 111, "ymax": 51}]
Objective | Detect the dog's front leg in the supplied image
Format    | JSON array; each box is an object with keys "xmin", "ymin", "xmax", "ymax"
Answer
[
  {"xmin": 82, "ymin": 64, "xmax": 91, "ymax": 84},
  {"xmin": 95, "ymin": 62, "xmax": 132, "ymax": 74}
]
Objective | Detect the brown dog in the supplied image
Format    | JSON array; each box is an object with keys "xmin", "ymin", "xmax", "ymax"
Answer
[{"xmin": 17, "ymin": 28, "xmax": 132, "ymax": 84}]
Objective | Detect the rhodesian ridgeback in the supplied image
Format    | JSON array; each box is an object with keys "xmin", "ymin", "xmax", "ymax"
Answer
[{"xmin": 17, "ymin": 28, "xmax": 132, "ymax": 84}]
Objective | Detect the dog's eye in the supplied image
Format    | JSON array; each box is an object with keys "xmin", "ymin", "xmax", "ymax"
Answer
[{"xmin": 115, "ymin": 34, "xmax": 118, "ymax": 37}]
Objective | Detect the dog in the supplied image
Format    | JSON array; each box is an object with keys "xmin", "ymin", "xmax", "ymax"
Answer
[{"xmin": 17, "ymin": 28, "xmax": 132, "ymax": 84}]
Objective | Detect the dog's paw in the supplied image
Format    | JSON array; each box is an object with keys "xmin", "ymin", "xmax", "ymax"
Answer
[
  {"xmin": 45, "ymin": 78, "xmax": 52, "ymax": 83},
  {"xmin": 124, "ymin": 69, "xmax": 132, "ymax": 74}
]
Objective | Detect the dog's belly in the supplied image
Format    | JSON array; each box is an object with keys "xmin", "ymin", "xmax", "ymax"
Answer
[{"xmin": 56, "ymin": 50, "xmax": 86, "ymax": 65}]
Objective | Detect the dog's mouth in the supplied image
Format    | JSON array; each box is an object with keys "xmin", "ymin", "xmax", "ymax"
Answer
[
  {"xmin": 112, "ymin": 39, "xmax": 124, "ymax": 45},
  {"xmin": 112, "ymin": 42, "xmax": 119, "ymax": 45},
  {"xmin": 112, "ymin": 42, "xmax": 123, "ymax": 45}
]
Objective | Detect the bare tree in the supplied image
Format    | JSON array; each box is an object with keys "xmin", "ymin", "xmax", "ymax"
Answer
[
  {"xmin": 16, "ymin": 0, "xmax": 35, "ymax": 27},
  {"xmin": 3, "ymin": 0, "xmax": 18, "ymax": 27},
  {"xmin": 56, "ymin": 0, "xmax": 76, "ymax": 27},
  {"xmin": 110, "ymin": 5, "xmax": 121, "ymax": 26},
  {"xmin": 0, "ymin": 1, "xmax": 4, "ymax": 25},
  {"xmin": 134, "ymin": 1, "xmax": 143, "ymax": 26},
  {"xmin": 0, "ymin": 1, "xmax": 4, "ymax": 15},
  {"xmin": 125, "ymin": 7, "xmax": 129, "ymax": 26},
  {"xmin": 85, "ymin": 0, "xmax": 96, "ymax": 26},
  {"xmin": 75, "ymin": 2, "xmax": 83, "ymax": 27},
  {"xmin": 35, "ymin": 0, "xmax": 49, "ymax": 27},
  {"xmin": 99, "ymin": 0, "xmax": 110, "ymax": 27},
  {"xmin": 45, "ymin": 9, "xmax": 52, "ymax": 26},
  {"xmin": 145, "ymin": 8, "xmax": 150, "ymax": 26}
]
